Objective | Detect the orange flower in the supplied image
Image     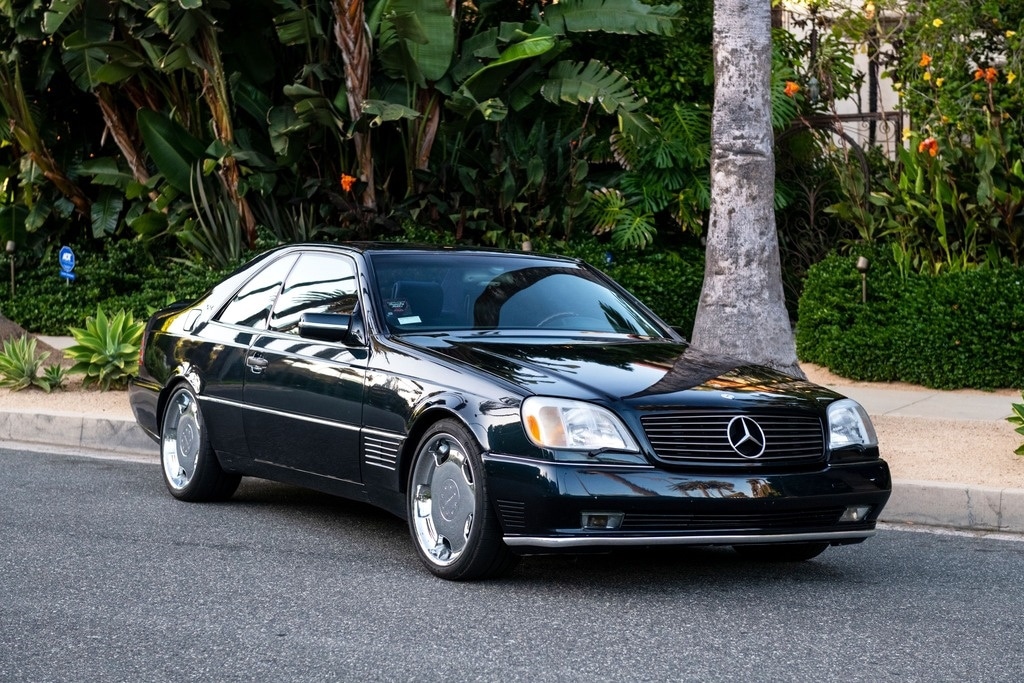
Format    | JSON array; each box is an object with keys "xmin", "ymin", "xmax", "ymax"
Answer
[
  {"xmin": 783, "ymin": 81, "xmax": 800, "ymax": 97},
  {"xmin": 340, "ymin": 174, "xmax": 357, "ymax": 192},
  {"xmin": 917, "ymin": 137, "xmax": 939, "ymax": 157},
  {"xmin": 976, "ymin": 67, "xmax": 998, "ymax": 83},
  {"xmin": 919, "ymin": 53, "xmax": 932, "ymax": 67}
]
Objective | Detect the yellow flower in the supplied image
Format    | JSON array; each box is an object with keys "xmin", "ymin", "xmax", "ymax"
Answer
[
  {"xmin": 865, "ymin": 2, "xmax": 875, "ymax": 19},
  {"xmin": 932, "ymin": 18, "xmax": 944, "ymax": 28},
  {"xmin": 923, "ymin": 72, "xmax": 932, "ymax": 81},
  {"xmin": 1009, "ymin": 71, "xmax": 1018, "ymax": 84},
  {"xmin": 902, "ymin": 128, "xmax": 912, "ymax": 141},
  {"xmin": 936, "ymin": 77, "xmax": 945, "ymax": 87},
  {"xmin": 1008, "ymin": 30, "xmax": 1018, "ymax": 38},
  {"xmin": 941, "ymin": 115, "xmax": 950, "ymax": 124}
]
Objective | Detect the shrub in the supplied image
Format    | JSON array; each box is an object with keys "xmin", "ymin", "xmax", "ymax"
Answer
[
  {"xmin": 2, "ymin": 240, "xmax": 228, "ymax": 335},
  {"xmin": 1008, "ymin": 398, "xmax": 1024, "ymax": 455},
  {"xmin": 0, "ymin": 335, "xmax": 64, "ymax": 392},
  {"xmin": 65, "ymin": 307, "xmax": 145, "ymax": 391},
  {"xmin": 797, "ymin": 248, "xmax": 1024, "ymax": 389}
]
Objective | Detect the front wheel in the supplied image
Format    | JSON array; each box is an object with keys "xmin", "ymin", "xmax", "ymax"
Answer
[
  {"xmin": 160, "ymin": 385, "xmax": 240, "ymax": 502},
  {"xmin": 732, "ymin": 542, "xmax": 829, "ymax": 562},
  {"xmin": 407, "ymin": 420, "xmax": 518, "ymax": 580}
]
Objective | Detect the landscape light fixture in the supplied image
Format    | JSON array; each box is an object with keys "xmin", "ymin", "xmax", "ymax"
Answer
[
  {"xmin": 856, "ymin": 256, "xmax": 870, "ymax": 303},
  {"xmin": 5, "ymin": 240, "xmax": 13, "ymax": 298}
]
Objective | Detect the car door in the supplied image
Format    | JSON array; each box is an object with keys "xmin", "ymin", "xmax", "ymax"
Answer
[
  {"xmin": 198, "ymin": 252, "xmax": 299, "ymax": 461},
  {"xmin": 242, "ymin": 251, "xmax": 368, "ymax": 483}
]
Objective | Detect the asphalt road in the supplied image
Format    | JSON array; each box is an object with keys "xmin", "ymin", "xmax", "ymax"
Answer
[{"xmin": 3, "ymin": 448, "xmax": 1023, "ymax": 683}]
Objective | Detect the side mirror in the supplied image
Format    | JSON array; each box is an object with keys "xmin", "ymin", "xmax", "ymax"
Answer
[{"xmin": 298, "ymin": 313, "xmax": 352, "ymax": 342}]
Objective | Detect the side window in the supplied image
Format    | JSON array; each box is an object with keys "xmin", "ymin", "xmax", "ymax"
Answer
[
  {"xmin": 217, "ymin": 255, "xmax": 298, "ymax": 329},
  {"xmin": 269, "ymin": 253, "xmax": 359, "ymax": 333}
]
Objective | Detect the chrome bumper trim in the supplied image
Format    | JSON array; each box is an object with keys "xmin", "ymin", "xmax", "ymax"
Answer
[{"xmin": 503, "ymin": 529, "xmax": 875, "ymax": 548}]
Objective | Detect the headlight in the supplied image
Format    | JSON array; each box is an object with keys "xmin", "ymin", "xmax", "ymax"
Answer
[
  {"xmin": 827, "ymin": 399, "xmax": 878, "ymax": 449},
  {"xmin": 521, "ymin": 397, "xmax": 639, "ymax": 452}
]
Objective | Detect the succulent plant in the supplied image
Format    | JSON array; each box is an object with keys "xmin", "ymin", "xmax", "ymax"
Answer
[{"xmin": 65, "ymin": 307, "xmax": 144, "ymax": 391}]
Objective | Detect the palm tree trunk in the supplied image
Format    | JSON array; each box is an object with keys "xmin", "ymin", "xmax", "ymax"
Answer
[
  {"xmin": 334, "ymin": 0, "xmax": 377, "ymax": 211},
  {"xmin": 95, "ymin": 85, "xmax": 151, "ymax": 187},
  {"xmin": 690, "ymin": 0, "xmax": 803, "ymax": 378},
  {"xmin": 196, "ymin": 25, "xmax": 257, "ymax": 247}
]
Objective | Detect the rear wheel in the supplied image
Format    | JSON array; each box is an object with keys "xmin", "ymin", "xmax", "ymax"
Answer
[
  {"xmin": 733, "ymin": 542, "xmax": 829, "ymax": 562},
  {"xmin": 407, "ymin": 419, "xmax": 518, "ymax": 580},
  {"xmin": 160, "ymin": 385, "xmax": 240, "ymax": 502}
]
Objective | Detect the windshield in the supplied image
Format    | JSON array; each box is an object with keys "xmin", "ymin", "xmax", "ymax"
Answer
[{"xmin": 368, "ymin": 252, "xmax": 667, "ymax": 337}]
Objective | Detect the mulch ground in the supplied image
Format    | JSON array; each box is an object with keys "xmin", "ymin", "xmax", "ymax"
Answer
[{"xmin": 0, "ymin": 314, "xmax": 69, "ymax": 365}]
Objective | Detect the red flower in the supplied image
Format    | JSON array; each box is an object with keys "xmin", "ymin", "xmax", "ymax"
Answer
[
  {"xmin": 340, "ymin": 174, "xmax": 357, "ymax": 192},
  {"xmin": 783, "ymin": 81, "xmax": 800, "ymax": 97},
  {"xmin": 917, "ymin": 137, "xmax": 939, "ymax": 157},
  {"xmin": 919, "ymin": 53, "xmax": 932, "ymax": 67}
]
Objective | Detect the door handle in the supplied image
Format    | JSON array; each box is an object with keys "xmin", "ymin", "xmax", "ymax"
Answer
[{"xmin": 246, "ymin": 353, "xmax": 269, "ymax": 374}]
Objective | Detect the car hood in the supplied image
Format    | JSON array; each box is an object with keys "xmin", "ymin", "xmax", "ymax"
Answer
[{"xmin": 404, "ymin": 334, "xmax": 840, "ymax": 412}]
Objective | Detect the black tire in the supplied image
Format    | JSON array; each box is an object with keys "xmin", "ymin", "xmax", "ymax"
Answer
[
  {"xmin": 407, "ymin": 419, "xmax": 519, "ymax": 580},
  {"xmin": 160, "ymin": 384, "xmax": 240, "ymax": 502},
  {"xmin": 733, "ymin": 542, "xmax": 829, "ymax": 562}
]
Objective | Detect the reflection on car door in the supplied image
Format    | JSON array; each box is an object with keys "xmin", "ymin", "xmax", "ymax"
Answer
[
  {"xmin": 242, "ymin": 252, "xmax": 368, "ymax": 483},
  {"xmin": 201, "ymin": 253, "xmax": 299, "ymax": 460}
]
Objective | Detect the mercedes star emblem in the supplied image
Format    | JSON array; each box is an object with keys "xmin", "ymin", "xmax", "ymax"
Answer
[{"xmin": 727, "ymin": 416, "xmax": 767, "ymax": 458}]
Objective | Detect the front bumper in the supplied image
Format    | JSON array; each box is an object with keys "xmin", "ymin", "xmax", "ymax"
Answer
[{"xmin": 483, "ymin": 454, "xmax": 891, "ymax": 551}]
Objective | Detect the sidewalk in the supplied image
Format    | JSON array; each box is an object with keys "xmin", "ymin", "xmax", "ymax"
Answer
[
  {"xmin": 1, "ymin": 351, "xmax": 1022, "ymax": 536},
  {"xmin": 833, "ymin": 384, "xmax": 1024, "ymax": 535}
]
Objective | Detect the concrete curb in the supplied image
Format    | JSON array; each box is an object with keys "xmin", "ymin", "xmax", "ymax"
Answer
[
  {"xmin": 2, "ymin": 410, "xmax": 1022, "ymax": 536},
  {"xmin": 879, "ymin": 479, "xmax": 1024, "ymax": 534},
  {"xmin": 0, "ymin": 409, "xmax": 153, "ymax": 456}
]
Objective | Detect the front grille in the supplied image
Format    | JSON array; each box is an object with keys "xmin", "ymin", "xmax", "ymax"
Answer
[
  {"xmin": 641, "ymin": 411, "xmax": 825, "ymax": 465},
  {"xmin": 619, "ymin": 507, "xmax": 846, "ymax": 532}
]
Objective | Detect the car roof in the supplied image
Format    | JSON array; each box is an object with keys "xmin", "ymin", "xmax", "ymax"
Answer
[{"xmin": 267, "ymin": 241, "xmax": 583, "ymax": 263}]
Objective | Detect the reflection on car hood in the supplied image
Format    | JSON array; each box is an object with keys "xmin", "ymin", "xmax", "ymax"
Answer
[{"xmin": 406, "ymin": 334, "xmax": 839, "ymax": 410}]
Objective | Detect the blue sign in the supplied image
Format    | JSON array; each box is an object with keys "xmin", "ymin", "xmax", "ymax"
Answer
[
  {"xmin": 59, "ymin": 271, "xmax": 76, "ymax": 281},
  {"xmin": 59, "ymin": 246, "xmax": 76, "ymax": 273}
]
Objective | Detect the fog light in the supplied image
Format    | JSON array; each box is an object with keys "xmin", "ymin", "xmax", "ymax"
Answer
[
  {"xmin": 581, "ymin": 512, "xmax": 624, "ymax": 530},
  {"xmin": 840, "ymin": 505, "xmax": 872, "ymax": 523}
]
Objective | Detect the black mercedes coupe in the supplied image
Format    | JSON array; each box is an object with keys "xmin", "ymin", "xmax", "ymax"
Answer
[{"xmin": 129, "ymin": 243, "xmax": 891, "ymax": 580}]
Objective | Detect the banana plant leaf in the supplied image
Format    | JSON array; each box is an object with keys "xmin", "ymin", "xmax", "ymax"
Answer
[{"xmin": 137, "ymin": 109, "xmax": 207, "ymax": 193}]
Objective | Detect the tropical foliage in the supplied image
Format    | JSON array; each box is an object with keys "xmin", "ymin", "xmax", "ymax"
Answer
[
  {"xmin": 0, "ymin": 334, "xmax": 64, "ymax": 392},
  {"xmin": 64, "ymin": 306, "xmax": 144, "ymax": 390},
  {"xmin": 826, "ymin": 0, "xmax": 1024, "ymax": 274},
  {"xmin": 0, "ymin": 0, "xmax": 686, "ymax": 263}
]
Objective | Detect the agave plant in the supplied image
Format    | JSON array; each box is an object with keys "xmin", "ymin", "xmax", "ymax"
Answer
[
  {"xmin": 1009, "ymin": 396, "xmax": 1024, "ymax": 456},
  {"xmin": 65, "ymin": 308, "xmax": 144, "ymax": 391},
  {"xmin": 0, "ymin": 335, "xmax": 53, "ymax": 392},
  {"xmin": 42, "ymin": 363, "xmax": 68, "ymax": 392}
]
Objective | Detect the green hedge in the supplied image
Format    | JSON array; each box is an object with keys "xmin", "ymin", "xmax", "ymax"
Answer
[
  {"xmin": 1, "ymin": 241, "xmax": 226, "ymax": 335},
  {"xmin": 2, "ymin": 235, "xmax": 707, "ymax": 339},
  {"xmin": 797, "ymin": 248, "xmax": 1024, "ymax": 389}
]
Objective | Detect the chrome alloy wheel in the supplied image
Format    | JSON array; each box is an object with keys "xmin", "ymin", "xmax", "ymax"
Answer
[
  {"xmin": 161, "ymin": 389, "xmax": 202, "ymax": 491},
  {"xmin": 410, "ymin": 433, "xmax": 477, "ymax": 567}
]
